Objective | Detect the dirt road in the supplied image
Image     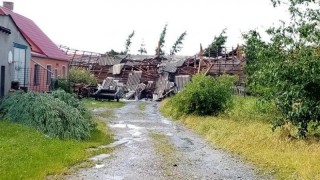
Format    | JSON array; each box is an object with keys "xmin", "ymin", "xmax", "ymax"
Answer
[{"xmin": 67, "ymin": 101, "xmax": 271, "ymax": 180}]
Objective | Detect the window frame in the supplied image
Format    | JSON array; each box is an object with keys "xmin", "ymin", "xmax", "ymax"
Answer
[
  {"xmin": 34, "ymin": 64, "xmax": 40, "ymax": 86},
  {"xmin": 46, "ymin": 64, "xmax": 52, "ymax": 85}
]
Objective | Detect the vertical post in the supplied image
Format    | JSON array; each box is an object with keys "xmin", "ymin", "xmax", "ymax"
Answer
[
  {"xmin": 156, "ymin": 41, "xmax": 160, "ymax": 57},
  {"xmin": 225, "ymin": 47, "xmax": 227, "ymax": 70},
  {"xmin": 198, "ymin": 44, "xmax": 203, "ymax": 73},
  {"xmin": 225, "ymin": 47, "xmax": 227, "ymax": 60}
]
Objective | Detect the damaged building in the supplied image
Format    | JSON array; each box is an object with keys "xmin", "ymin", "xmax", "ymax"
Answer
[{"xmin": 60, "ymin": 46, "xmax": 245, "ymax": 100}]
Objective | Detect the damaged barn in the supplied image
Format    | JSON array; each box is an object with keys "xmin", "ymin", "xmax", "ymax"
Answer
[{"xmin": 60, "ymin": 46, "xmax": 245, "ymax": 101}]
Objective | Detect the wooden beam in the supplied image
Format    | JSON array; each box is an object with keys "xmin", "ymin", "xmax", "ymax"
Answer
[
  {"xmin": 198, "ymin": 44, "xmax": 203, "ymax": 73},
  {"xmin": 204, "ymin": 63, "xmax": 214, "ymax": 75}
]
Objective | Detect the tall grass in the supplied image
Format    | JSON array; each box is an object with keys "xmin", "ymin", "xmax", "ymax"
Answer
[
  {"xmin": 160, "ymin": 96, "xmax": 320, "ymax": 179},
  {"xmin": 0, "ymin": 119, "xmax": 112, "ymax": 180}
]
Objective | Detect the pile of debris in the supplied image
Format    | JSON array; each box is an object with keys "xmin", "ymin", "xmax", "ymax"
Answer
[{"xmin": 62, "ymin": 46, "xmax": 245, "ymax": 101}]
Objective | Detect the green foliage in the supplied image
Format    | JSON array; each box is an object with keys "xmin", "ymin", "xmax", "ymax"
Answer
[
  {"xmin": 156, "ymin": 24, "xmax": 168, "ymax": 55},
  {"xmin": 204, "ymin": 29, "xmax": 228, "ymax": 57},
  {"xmin": 170, "ymin": 74, "xmax": 237, "ymax": 116},
  {"xmin": 51, "ymin": 90, "xmax": 92, "ymax": 120},
  {"xmin": 106, "ymin": 49, "xmax": 123, "ymax": 56},
  {"xmin": 170, "ymin": 31, "xmax": 187, "ymax": 55},
  {"xmin": 124, "ymin": 30, "xmax": 135, "ymax": 55},
  {"xmin": 0, "ymin": 91, "xmax": 94, "ymax": 140},
  {"xmin": 69, "ymin": 67, "xmax": 97, "ymax": 85},
  {"xmin": 54, "ymin": 78, "xmax": 71, "ymax": 93},
  {"xmin": 243, "ymin": 0, "xmax": 320, "ymax": 137}
]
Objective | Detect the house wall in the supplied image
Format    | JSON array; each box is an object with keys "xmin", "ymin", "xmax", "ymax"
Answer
[
  {"xmin": 29, "ymin": 56, "xmax": 68, "ymax": 92},
  {"xmin": 0, "ymin": 16, "xmax": 31, "ymax": 96}
]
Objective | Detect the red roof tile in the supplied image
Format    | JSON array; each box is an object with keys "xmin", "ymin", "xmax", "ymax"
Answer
[{"xmin": 0, "ymin": 6, "xmax": 68, "ymax": 61}]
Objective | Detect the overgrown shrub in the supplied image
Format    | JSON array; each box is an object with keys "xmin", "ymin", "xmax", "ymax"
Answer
[
  {"xmin": 0, "ymin": 91, "xmax": 94, "ymax": 140},
  {"xmin": 171, "ymin": 74, "xmax": 237, "ymax": 116},
  {"xmin": 69, "ymin": 67, "xmax": 97, "ymax": 85},
  {"xmin": 53, "ymin": 78, "xmax": 71, "ymax": 93},
  {"xmin": 51, "ymin": 90, "xmax": 92, "ymax": 120}
]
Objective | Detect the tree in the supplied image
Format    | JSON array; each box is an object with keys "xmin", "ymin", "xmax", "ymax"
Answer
[
  {"xmin": 204, "ymin": 29, "xmax": 228, "ymax": 57},
  {"xmin": 244, "ymin": 0, "xmax": 320, "ymax": 137},
  {"xmin": 155, "ymin": 24, "xmax": 168, "ymax": 55},
  {"xmin": 138, "ymin": 39, "xmax": 147, "ymax": 55},
  {"xmin": 170, "ymin": 31, "xmax": 187, "ymax": 55},
  {"xmin": 106, "ymin": 49, "xmax": 122, "ymax": 56},
  {"xmin": 124, "ymin": 30, "xmax": 135, "ymax": 55}
]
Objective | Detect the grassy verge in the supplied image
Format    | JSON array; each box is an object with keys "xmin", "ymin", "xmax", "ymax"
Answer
[
  {"xmin": 82, "ymin": 98, "xmax": 125, "ymax": 109},
  {"xmin": 0, "ymin": 98, "xmax": 121, "ymax": 180},
  {"xmin": 139, "ymin": 102, "xmax": 146, "ymax": 111},
  {"xmin": 160, "ymin": 96, "xmax": 320, "ymax": 179},
  {"xmin": 0, "ymin": 119, "xmax": 112, "ymax": 180},
  {"xmin": 150, "ymin": 132, "xmax": 180, "ymax": 178}
]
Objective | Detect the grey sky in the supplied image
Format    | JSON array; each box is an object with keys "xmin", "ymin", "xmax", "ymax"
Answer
[{"xmin": 6, "ymin": 0, "xmax": 290, "ymax": 55}]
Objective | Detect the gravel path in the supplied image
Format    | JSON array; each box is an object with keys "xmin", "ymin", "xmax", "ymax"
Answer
[{"xmin": 67, "ymin": 101, "xmax": 271, "ymax": 180}]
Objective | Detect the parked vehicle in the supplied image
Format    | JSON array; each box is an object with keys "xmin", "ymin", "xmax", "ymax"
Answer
[{"xmin": 91, "ymin": 85, "xmax": 123, "ymax": 102}]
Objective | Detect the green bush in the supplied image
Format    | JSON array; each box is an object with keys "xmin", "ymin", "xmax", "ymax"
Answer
[
  {"xmin": 51, "ymin": 90, "xmax": 92, "ymax": 121},
  {"xmin": 0, "ymin": 91, "xmax": 94, "ymax": 140},
  {"xmin": 171, "ymin": 74, "xmax": 237, "ymax": 116},
  {"xmin": 53, "ymin": 78, "xmax": 71, "ymax": 93},
  {"xmin": 69, "ymin": 67, "xmax": 97, "ymax": 85}
]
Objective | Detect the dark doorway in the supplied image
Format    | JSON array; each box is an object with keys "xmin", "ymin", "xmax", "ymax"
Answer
[{"xmin": 1, "ymin": 66, "xmax": 5, "ymax": 97}]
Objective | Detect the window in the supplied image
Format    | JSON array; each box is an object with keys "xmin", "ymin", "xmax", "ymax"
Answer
[
  {"xmin": 62, "ymin": 66, "xmax": 66, "ymax": 78},
  {"xmin": 46, "ymin": 65, "xmax": 52, "ymax": 85},
  {"xmin": 34, "ymin": 64, "xmax": 40, "ymax": 85},
  {"xmin": 54, "ymin": 69, "xmax": 58, "ymax": 79},
  {"xmin": 13, "ymin": 46, "xmax": 26, "ymax": 86}
]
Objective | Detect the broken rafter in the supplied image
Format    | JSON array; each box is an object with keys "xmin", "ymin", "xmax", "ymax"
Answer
[{"xmin": 198, "ymin": 44, "xmax": 203, "ymax": 73}]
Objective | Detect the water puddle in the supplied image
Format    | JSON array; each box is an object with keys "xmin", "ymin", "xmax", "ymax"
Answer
[
  {"xmin": 110, "ymin": 123, "xmax": 142, "ymax": 130},
  {"xmin": 166, "ymin": 133, "xmax": 173, "ymax": 136},
  {"xmin": 161, "ymin": 118, "xmax": 172, "ymax": 125},
  {"xmin": 101, "ymin": 138, "xmax": 130, "ymax": 148},
  {"xmin": 128, "ymin": 130, "xmax": 142, "ymax": 138},
  {"xmin": 92, "ymin": 108, "xmax": 107, "ymax": 112},
  {"xmin": 89, "ymin": 154, "xmax": 110, "ymax": 161},
  {"xmin": 103, "ymin": 175, "xmax": 124, "ymax": 180},
  {"xmin": 94, "ymin": 164, "xmax": 105, "ymax": 169}
]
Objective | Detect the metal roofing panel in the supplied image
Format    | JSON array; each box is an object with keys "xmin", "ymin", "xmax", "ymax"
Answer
[
  {"xmin": 127, "ymin": 71, "xmax": 142, "ymax": 91},
  {"xmin": 99, "ymin": 56, "xmax": 123, "ymax": 66},
  {"xmin": 175, "ymin": 75, "xmax": 191, "ymax": 91}
]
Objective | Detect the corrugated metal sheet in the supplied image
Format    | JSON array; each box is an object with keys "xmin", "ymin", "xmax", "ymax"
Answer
[
  {"xmin": 112, "ymin": 63, "xmax": 125, "ymax": 74},
  {"xmin": 163, "ymin": 63, "xmax": 178, "ymax": 73},
  {"xmin": 102, "ymin": 77, "xmax": 115, "ymax": 89},
  {"xmin": 99, "ymin": 55, "xmax": 123, "ymax": 66},
  {"xmin": 127, "ymin": 71, "xmax": 142, "ymax": 91},
  {"xmin": 154, "ymin": 73, "xmax": 169, "ymax": 95},
  {"xmin": 175, "ymin": 75, "xmax": 191, "ymax": 91},
  {"xmin": 125, "ymin": 60, "xmax": 143, "ymax": 67}
]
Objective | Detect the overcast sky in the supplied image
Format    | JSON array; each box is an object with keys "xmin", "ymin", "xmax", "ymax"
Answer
[{"xmin": 5, "ymin": 0, "xmax": 290, "ymax": 55}]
